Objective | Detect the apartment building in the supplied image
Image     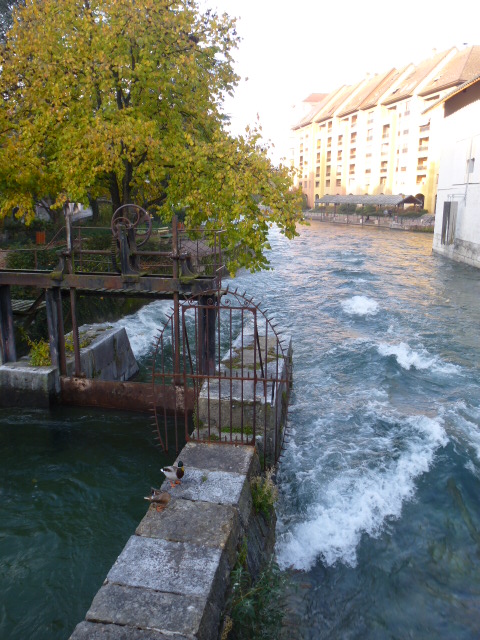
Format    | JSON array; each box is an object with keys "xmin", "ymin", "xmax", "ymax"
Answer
[{"xmin": 292, "ymin": 46, "xmax": 480, "ymax": 212}]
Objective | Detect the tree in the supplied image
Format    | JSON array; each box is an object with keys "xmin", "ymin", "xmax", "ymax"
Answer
[{"xmin": 0, "ymin": 0, "xmax": 302, "ymax": 272}]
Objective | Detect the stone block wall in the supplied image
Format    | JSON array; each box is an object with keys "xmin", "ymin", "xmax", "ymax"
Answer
[{"xmin": 69, "ymin": 442, "xmax": 276, "ymax": 640}]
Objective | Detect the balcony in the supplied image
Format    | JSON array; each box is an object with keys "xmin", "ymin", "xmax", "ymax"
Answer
[
  {"xmin": 417, "ymin": 165, "xmax": 427, "ymax": 171},
  {"xmin": 418, "ymin": 146, "xmax": 428, "ymax": 152},
  {"xmin": 420, "ymin": 124, "xmax": 430, "ymax": 133}
]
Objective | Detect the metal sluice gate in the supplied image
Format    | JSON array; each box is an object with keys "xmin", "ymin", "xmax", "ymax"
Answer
[{"xmin": 151, "ymin": 287, "xmax": 292, "ymax": 469}]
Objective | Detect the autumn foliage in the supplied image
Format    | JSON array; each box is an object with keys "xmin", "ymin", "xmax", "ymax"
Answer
[{"xmin": 0, "ymin": 0, "xmax": 301, "ymax": 271}]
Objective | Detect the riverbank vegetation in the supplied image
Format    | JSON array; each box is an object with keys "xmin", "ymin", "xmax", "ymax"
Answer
[{"xmin": 0, "ymin": 0, "xmax": 302, "ymax": 274}]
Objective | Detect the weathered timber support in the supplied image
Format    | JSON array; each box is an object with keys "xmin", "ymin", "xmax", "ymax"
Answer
[
  {"xmin": 45, "ymin": 289, "xmax": 61, "ymax": 370},
  {"xmin": 0, "ymin": 285, "xmax": 16, "ymax": 364},
  {"xmin": 198, "ymin": 294, "xmax": 217, "ymax": 376},
  {"xmin": 69, "ymin": 288, "xmax": 82, "ymax": 376}
]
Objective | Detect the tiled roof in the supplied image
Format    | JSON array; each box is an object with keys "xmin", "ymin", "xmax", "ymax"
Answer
[
  {"xmin": 292, "ymin": 87, "xmax": 346, "ymax": 129},
  {"xmin": 316, "ymin": 194, "xmax": 422, "ymax": 206},
  {"xmin": 382, "ymin": 48, "xmax": 455, "ymax": 105},
  {"xmin": 337, "ymin": 70, "xmax": 396, "ymax": 117},
  {"xmin": 360, "ymin": 66, "xmax": 409, "ymax": 110},
  {"xmin": 423, "ymin": 72, "xmax": 480, "ymax": 114},
  {"xmin": 419, "ymin": 46, "xmax": 480, "ymax": 95},
  {"xmin": 314, "ymin": 85, "xmax": 359, "ymax": 123}
]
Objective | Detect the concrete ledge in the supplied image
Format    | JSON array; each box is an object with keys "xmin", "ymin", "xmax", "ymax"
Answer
[
  {"xmin": 69, "ymin": 442, "xmax": 273, "ymax": 640},
  {"xmin": 0, "ymin": 326, "xmax": 138, "ymax": 408}
]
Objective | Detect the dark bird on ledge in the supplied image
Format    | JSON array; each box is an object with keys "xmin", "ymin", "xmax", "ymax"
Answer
[
  {"xmin": 161, "ymin": 461, "xmax": 185, "ymax": 487},
  {"xmin": 144, "ymin": 487, "xmax": 171, "ymax": 511}
]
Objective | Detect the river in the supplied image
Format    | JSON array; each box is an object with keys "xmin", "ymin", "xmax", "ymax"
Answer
[{"xmin": 1, "ymin": 221, "xmax": 480, "ymax": 639}]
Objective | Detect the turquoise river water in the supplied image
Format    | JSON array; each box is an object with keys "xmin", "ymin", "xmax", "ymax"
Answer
[{"xmin": 1, "ymin": 221, "xmax": 480, "ymax": 639}]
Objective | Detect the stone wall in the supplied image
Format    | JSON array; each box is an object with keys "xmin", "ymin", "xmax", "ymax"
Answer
[
  {"xmin": 0, "ymin": 325, "xmax": 138, "ymax": 408},
  {"xmin": 69, "ymin": 442, "xmax": 276, "ymax": 640}
]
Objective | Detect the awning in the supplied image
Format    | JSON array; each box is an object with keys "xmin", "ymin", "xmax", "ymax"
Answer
[{"xmin": 315, "ymin": 194, "xmax": 422, "ymax": 206}]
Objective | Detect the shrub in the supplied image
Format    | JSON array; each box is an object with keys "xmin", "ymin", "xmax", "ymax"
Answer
[
  {"xmin": 225, "ymin": 560, "xmax": 288, "ymax": 640},
  {"xmin": 250, "ymin": 469, "xmax": 278, "ymax": 518}
]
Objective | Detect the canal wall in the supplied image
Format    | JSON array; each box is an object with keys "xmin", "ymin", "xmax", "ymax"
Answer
[
  {"xmin": 69, "ymin": 442, "xmax": 275, "ymax": 640},
  {"xmin": 305, "ymin": 211, "xmax": 435, "ymax": 232},
  {"xmin": 0, "ymin": 325, "xmax": 138, "ymax": 408}
]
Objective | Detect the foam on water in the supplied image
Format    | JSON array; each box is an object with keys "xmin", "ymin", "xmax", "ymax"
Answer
[
  {"xmin": 377, "ymin": 341, "xmax": 461, "ymax": 374},
  {"xmin": 276, "ymin": 411, "xmax": 447, "ymax": 571},
  {"xmin": 341, "ymin": 295, "xmax": 379, "ymax": 316},
  {"xmin": 103, "ymin": 300, "xmax": 174, "ymax": 359}
]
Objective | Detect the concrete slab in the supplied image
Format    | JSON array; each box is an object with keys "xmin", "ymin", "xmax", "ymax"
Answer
[
  {"xmin": 86, "ymin": 583, "xmax": 215, "ymax": 638},
  {"xmin": 106, "ymin": 536, "xmax": 226, "ymax": 598},
  {"xmin": 174, "ymin": 441, "xmax": 258, "ymax": 476},
  {"xmin": 69, "ymin": 621, "xmax": 191, "ymax": 640},
  {"xmin": 159, "ymin": 468, "xmax": 245, "ymax": 506},
  {"xmin": 159, "ymin": 468, "xmax": 252, "ymax": 528},
  {"xmin": 136, "ymin": 499, "xmax": 239, "ymax": 566}
]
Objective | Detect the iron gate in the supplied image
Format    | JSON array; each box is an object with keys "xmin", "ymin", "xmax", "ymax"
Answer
[{"xmin": 151, "ymin": 287, "xmax": 292, "ymax": 468}]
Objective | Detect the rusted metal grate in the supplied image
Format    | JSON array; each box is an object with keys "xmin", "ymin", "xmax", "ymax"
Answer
[{"xmin": 151, "ymin": 287, "xmax": 292, "ymax": 469}]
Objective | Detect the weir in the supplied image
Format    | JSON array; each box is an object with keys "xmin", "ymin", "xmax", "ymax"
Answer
[{"xmin": 0, "ymin": 206, "xmax": 223, "ymax": 411}]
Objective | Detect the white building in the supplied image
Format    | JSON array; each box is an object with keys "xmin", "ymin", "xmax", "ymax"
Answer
[{"xmin": 431, "ymin": 75, "xmax": 480, "ymax": 268}]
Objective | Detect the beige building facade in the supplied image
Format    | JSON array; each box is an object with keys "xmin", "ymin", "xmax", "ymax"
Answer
[{"xmin": 291, "ymin": 46, "xmax": 480, "ymax": 213}]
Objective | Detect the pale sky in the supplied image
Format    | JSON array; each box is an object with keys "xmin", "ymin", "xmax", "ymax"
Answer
[{"xmin": 201, "ymin": 0, "xmax": 480, "ymax": 164}]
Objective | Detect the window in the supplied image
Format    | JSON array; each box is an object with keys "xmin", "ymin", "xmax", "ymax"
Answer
[
  {"xmin": 326, "ymin": 166, "xmax": 331, "ymax": 177},
  {"xmin": 365, "ymin": 168, "xmax": 371, "ymax": 175},
  {"xmin": 327, "ymin": 137, "xmax": 332, "ymax": 147},
  {"xmin": 316, "ymin": 139, "xmax": 321, "ymax": 148},
  {"xmin": 351, "ymin": 132, "xmax": 357, "ymax": 144},
  {"xmin": 337, "ymin": 150, "xmax": 342, "ymax": 161},
  {"xmin": 351, "ymin": 114, "xmax": 357, "ymax": 126},
  {"xmin": 381, "ymin": 161, "xmax": 388, "ymax": 172},
  {"xmin": 336, "ymin": 178, "xmax": 342, "ymax": 187},
  {"xmin": 349, "ymin": 164, "xmax": 355, "ymax": 174},
  {"xmin": 417, "ymin": 157, "xmax": 427, "ymax": 170},
  {"xmin": 326, "ymin": 179, "xmax": 330, "ymax": 187},
  {"xmin": 327, "ymin": 121, "xmax": 332, "ymax": 132},
  {"xmin": 338, "ymin": 134, "xmax": 343, "ymax": 145},
  {"xmin": 382, "ymin": 124, "xmax": 390, "ymax": 139},
  {"xmin": 367, "ymin": 129, "xmax": 373, "ymax": 141},
  {"xmin": 315, "ymin": 181, "xmax": 320, "ymax": 187},
  {"xmin": 327, "ymin": 151, "xmax": 332, "ymax": 162},
  {"xmin": 316, "ymin": 167, "xmax": 320, "ymax": 177},
  {"xmin": 316, "ymin": 152, "xmax": 321, "ymax": 163},
  {"xmin": 380, "ymin": 176, "xmax": 386, "ymax": 187},
  {"xmin": 467, "ymin": 157, "xmax": 475, "ymax": 174}
]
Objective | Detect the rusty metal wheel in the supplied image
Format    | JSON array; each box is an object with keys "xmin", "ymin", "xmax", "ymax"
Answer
[{"xmin": 111, "ymin": 204, "xmax": 152, "ymax": 247}]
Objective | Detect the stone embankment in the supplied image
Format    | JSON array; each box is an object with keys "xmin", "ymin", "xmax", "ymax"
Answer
[
  {"xmin": 306, "ymin": 210, "xmax": 435, "ymax": 232},
  {"xmin": 69, "ymin": 442, "xmax": 275, "ymax": 640}
]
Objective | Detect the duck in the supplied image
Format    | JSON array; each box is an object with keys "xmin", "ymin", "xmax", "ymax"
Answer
[
  {"xmin": 144, "ymin": 487, "xmax": 171, "ymax": 512},
  {"xmin": 161, "ymin": 460, "xmax": 184, "ymax": 487}
]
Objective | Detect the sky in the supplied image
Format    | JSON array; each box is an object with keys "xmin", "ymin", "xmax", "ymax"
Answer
[{"xmin": 201, "ymin": 0, "xmax": 480, "ymax": 164}]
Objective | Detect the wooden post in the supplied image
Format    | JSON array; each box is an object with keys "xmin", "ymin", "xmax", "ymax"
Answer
[
  {"xmin": 198, "ymin": 295, "xmax": 217, "ymax": 376},
  {"xmin": 0, "ymin": 285, "xmax": 16, "ymax": 364},
  {"xmin": 69, "ymin": 288, "xmax": 82, "ymax": 377},
  {"xmin": 45, "ymin": 289, "xmax": 60, "ymax": 369}
]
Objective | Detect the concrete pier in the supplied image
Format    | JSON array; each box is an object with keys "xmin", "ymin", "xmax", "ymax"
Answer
[
  {"xmin": 69, "ymin": 442, "xmax": 274, "ymax": 640},
  {"xmin": 0, "ymin": 325, "xmax": 138, "ymax": 407}
]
